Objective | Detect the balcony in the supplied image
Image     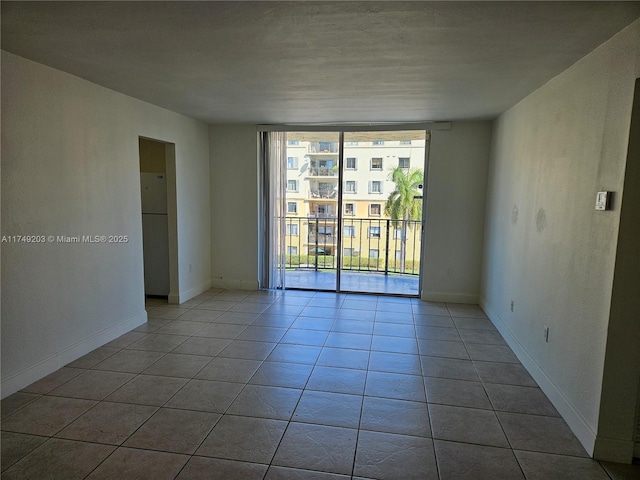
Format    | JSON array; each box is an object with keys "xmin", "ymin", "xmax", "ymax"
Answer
[
  {"xmin": 307, "ymin": 233, "xmax": 337, "ymax": 244},
  {"xmin": 308, "ymin": 142, "xmax": 338, "ymax": 154},
  {"xmin": 309, "ymin": 211, "xmax": 337, "ymax": 218},
  {"xmin": 309, "ymin": 189, "xmax": 337, "ymax": 199},
  {"xmin": 308, "ymin": 166, "xmax": 338, "ymax": 177},
  {"xmin": 285, "ymin": 216, "xmax": 422, "ymax": 275},
  {"xmin": 284, "ymin": 217, "xmax": 421, "ymax": 295}
]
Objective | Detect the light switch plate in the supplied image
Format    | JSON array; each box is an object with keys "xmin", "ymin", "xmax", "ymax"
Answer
[{"xmin": 595, "ymin": 191, "xmax": 612, "ymax": 211}]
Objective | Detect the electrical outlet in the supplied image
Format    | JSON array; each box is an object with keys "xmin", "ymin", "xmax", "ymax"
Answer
[
  {"xmin": 510, "ymin": 300, "xmax": 514, "ymax": 312},
  {"xmin": 189, "ymin": 264, "xmax": 193, "ymax": 273},
  {"xmin": 446, "ymin": 268, "xmax": 452, "ymax": 277},
  {"xmin": 544, "ymin": 325, "xmax": 549, "ymax": 342}
]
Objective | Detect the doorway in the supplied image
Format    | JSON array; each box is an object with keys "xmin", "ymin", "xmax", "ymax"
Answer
[
  {"xmin": 282, "ymin": 130, "xmax": 428, "ymax": 296},
  {"xmin": 139, "ymin": 137, "xmax": 178, "ymax": 301}
]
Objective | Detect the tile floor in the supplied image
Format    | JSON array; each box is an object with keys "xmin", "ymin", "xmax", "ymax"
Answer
[
  {"xmin": 2, "ymin": 289, "xmax": 639, "ymax": 479},
  {"xmin": 285, "ymin": 270, "xmax": 420, "ymax": 296}
]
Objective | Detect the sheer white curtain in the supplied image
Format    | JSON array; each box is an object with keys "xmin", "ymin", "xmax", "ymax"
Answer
[{"xmin": 258, "ymin": 131, "xmax": 286, "ymax": 289}]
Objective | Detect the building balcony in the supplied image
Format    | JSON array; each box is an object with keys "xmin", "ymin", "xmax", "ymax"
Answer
[
  {"xmin": 285, "ymin": 216, "xmax": 423, "ymax": 278},
  {"xmin": 307, "ymin": 233, "xmax": 337, "ymax": 245},
  {"xmin": 308, "ymin": 142, "xmax": 338, "ymax": 154},
  {"xmin": 308, "ymin": 166, "xmax": 338, "ymax": 177},
  {"xmin": 310, "ymin": 189, "xmax": 337, "ymax": 199},
  {"xmin": 309, "ymin": 211, "xmax": 337, "ymax": 218}
]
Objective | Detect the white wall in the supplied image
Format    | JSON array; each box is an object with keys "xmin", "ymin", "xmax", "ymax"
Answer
[
  {"xmin": 422, "ymin": 122, "xmax": 492, "ymax": 303},
  {"xmin": 1, "ymin": 51, "xmax": 211, "ymax": 397},
  {"xmin": 480, "ymin": 20, "xmax": 640, "ymax": 459},
  {"xmin": 207, "ymin": 124, "xmax": 491, "ymax": 299},
  {"xmin": 209, "ymin": 124, "xmax": 260, "ymax": 290}
]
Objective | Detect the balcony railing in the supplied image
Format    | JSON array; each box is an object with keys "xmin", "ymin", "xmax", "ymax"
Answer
[
  {"xmin": 309, "ymin": 143, "xmax": 338, "ymax": 154},
  {"xmin": 308, "ymin": 166, "xmax": 338, "ymax": 177},
  {"xmin": 284, "ymin": 216, "xmax": 422, "ymax": 275},
  {"xmin": 310, "ymin": 189, "xmax": 337, "ymax": 199},
  {"xmin": 309, "ymin": 212, "xmax": 337, "ymax": 218}
]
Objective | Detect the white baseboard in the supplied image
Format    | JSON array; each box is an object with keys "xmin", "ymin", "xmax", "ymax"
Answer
[
  {"xmin": 422, "ymin": 291, "xmax": 479, "ymax": 304},
  {"xmin": 211, "ymin": 278, "xmax": 259, "ymax": 291},
  {"xmin": 169, "ymin": 279, "xmax": 212, "ymax": 304},
  {"xmin": 1, "ymin": 310, "xmax": 147, "ymax": 399},
  {"xmin": 480, "ymin": 296, "xmax": 597, "ymax": 457}
]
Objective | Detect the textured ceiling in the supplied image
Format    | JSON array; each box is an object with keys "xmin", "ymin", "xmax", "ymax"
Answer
[{"xmin": 2, "ymin": 1, "xmax": 639, "ymax": 124}]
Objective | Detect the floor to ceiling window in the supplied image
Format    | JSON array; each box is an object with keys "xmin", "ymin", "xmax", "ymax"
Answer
[{"xmin": 262, "ymin": 128, "xmax": 428, "ymax": 297}]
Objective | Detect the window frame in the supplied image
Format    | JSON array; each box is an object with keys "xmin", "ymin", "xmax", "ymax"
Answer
[
  {"xmin": 344, "ymin": 203, "xmax": 355, "ymax": 215},
  {"xmin": 287, "ymin": 157, "xmax": 299, "ymax": 169},
  {"xmin": 370, "ymin": 158, "xmax": 383, "ymax": 171},
  {"xmin": 369, "ymin": 203, "xmax": 382, "ymax": 216},
  {"xmin": 287, "ymin": 179, "xmax": 299, "ymax": 192},
  {"xmin": 393, "ymin": 227, "xmax": 406, "ymax": 239},
  {"xmin": 344, "ymin": 225, "xmax": 356, "ymax": 238},
  {"xmin": 345, "ymin": 180, "xmax": 357, "ymax": 193},
  {"xmin": 369, "ymin": 181, "xmax": 383, "ymax": 194},
  {"xmin": 287, "ymin": 202, "xmax": 298, "ymax": 214}
]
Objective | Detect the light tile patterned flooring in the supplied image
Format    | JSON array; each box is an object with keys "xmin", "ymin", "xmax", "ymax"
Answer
[{"xmin": 2, "ymin": 289, "xmax": 638, "ymax": 479}]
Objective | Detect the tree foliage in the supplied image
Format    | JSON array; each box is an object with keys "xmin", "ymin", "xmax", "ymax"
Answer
[
  {"xmin": 385, "ymin": 166, "xmax": 423, "ymax": 273},
  {"xmin": 384, "ymin": 167, "xmax": 423, "ymax": 223}
]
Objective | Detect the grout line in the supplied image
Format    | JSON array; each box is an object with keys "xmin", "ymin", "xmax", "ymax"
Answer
[{"xmin": 2, "ymin": 290, "xmax": 625, "ymax": 479}]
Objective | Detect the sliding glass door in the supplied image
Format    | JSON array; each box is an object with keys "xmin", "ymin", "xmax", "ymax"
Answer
[
  {"xmin": 284, "ymin": 132, "xmax": 341, "ymax": 291},
  {"xmin": 338, "ymin": 131, "xmax": 426, "ymax": 295},
  {"xmin": 278, "ymin": 129, "xmax": 427, "ymax": 296}
]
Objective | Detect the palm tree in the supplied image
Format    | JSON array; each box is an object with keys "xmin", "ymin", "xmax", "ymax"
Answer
[{"xmin": 384, "ymin": 166, "xmax": 423, "ymax": 273}]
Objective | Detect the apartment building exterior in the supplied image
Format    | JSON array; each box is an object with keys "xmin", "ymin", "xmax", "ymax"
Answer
[{"xmin": 284, "ymin": 137, "xmax": 426, "ymax": 272}]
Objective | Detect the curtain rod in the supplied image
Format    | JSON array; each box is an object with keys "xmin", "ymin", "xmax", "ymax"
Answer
[{"xmin": 256, "ymin": 122, "xmax": 451, "ymax": 132}]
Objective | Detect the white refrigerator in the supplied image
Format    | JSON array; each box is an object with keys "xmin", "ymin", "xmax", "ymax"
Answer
[{"xmin": 141, "ymin": 173, "xmax": 170, "ymax": 296}]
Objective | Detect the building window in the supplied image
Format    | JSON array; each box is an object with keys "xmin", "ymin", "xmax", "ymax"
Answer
[
  {"xmin": 315, "ymin": 204, "xmax": 334, "ymax": 218},
  {"xmin": 318, "ymin": 225, "xmax": 333, "ymax": 235},
  {"xmin": 346, "ymin": 141, "xmax": 359, "ymax": 146},
  {"xmin": 287, "ymin": 246, "xmax": 298, "ymax": 255},
  {"xmin": 370, "ymin": 249, "xmax": 380, "ymax": 258},
  {"xmin": 369, "ymin": 226, "xmax": 381, "ymax": 238},
  {"xmin": 287, "ymin": 224, "xmax": 299, "ymax": 235},
  {"xmin": 344, "ymin": 203, "xmax": 355, "ymax": 215},
  {"xmin": 287, "ymin": 180, "xmax": 298, "ymax": 192},
  {"xmin": 393, "ymin": 228, "xmax": 405, "ymax": 239},
  {"xmin": 346, "ymin": 157, "xmax": 357, "ymax": 170},
  {"xmin": 369, "ymin": 181, "xmax": 383, "ymax": 194},
  {"xmin": 395, "ymin": 250, "xmax": 402, "ymax": 260},
  {"xmin": 399, "ymin": 140, "xmax": 412, "ymax": 145},
  {"xmin": 287, "ymin": 157, "xmax": 299, "ymax": 169},
  {"xmin": 287, "ymin": 202, "xmax": 298, "ymax": 214},
  {"xmin": 373, "ymin": 141, "xmax": 385, "ymax": 146},
  {"xmin": 344, "ymin": 225, "xmax": 356, "ymax": 237},
  {"xmin": 371, "ymin": 158, "xmax": 383, "ymax": 170},
  {"xmin": 287, "ymin": 140, "xmax": 300, "ymax": 145},
  {"xmin": 345, "ymin": 181, "xmax": 357, "ymax": 193},
  {"xmin": 398, "ymin": 157, "xmax": 410, "ymax": 169},
  {"xmin": 344, "ymin": 247, "xmax": 354, "ymax": 256},
  {"xmin": 370, "ymin": 204, "xmax": 382, "ymax": 216}
]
